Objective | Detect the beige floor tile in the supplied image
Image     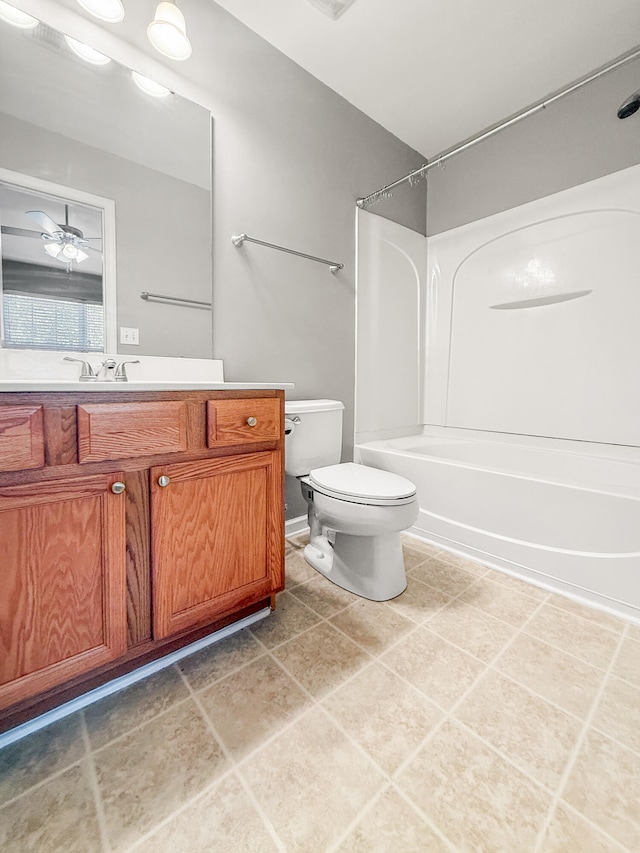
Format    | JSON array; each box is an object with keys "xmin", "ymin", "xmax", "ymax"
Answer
[
  {"xmin": 627, "ymin": 622, "xmax": 640, "ymax": 642},
  {"xmin": 402, "ymin": 544, "xmax": 432, "ymax": 570},
  {"xmin": 272, "ymin": 621, "xmax": 371, "ymax": 699},
  {"xmin": 540, "ymin": 803, "xmax": 628, "ymax": 852},
  {"xmin": 337, "ymin": 787, "xmax": 450, "ymax": 852},
  {"xmin": 396, "ymin": 720, "xmax": 550, "ymax": 851},
  {"xmin": 386, "ymin": 575, "xmax": 453, "ymax": 623},
  {"xmin": 432, "ymin": 548, "xmax": 489, "ymax": 575},
  {"xmin": 284, "ymin": 549, "xmax": 317, "ymax": 588},
  {"xmin": 495, "ymin": 632, "xmax": 606, "ymax": 718},
  {"xmin": 177, "ymin": 629, "xmax": 265, "ymax": 692},
  {"xmin": 546, "ymin": 592, "xmax": 626, "ymax": 632},
  {"xmin": 454, "ymin": 670, "xmax": 582, "ymax": 789},
  {"xmin": 591, "ymin": 675, "xmax": 640, "ymax": 753},
  {"xmin": 133, "ymin": 772, "xmax": 278, "ymax": 853},
  {"xmin": 409, "ymin": 556, "xmax": 478, "ymax": 597},
  {"xmin": 380, "ymin": 626, "xmax": 486, "ymax": 710},
  {"xmin": 0, "ymin": 761, "xmax": 101, "ymax": 852},
  {"xmin": 402, "ymin": 535, "xmax": 443, "ymax": 559},
  {"xmin": 84, "ymin": 665, "xmax": 189, "ymax": 750},
  {"xmin": 198, "ymin": 655, "xmax": 311, "ymax": 759},
  {"xmin": 249, "ymin": 590, "xmax": 321, "ymax": 649},
  {"xmin": 95, "ymin": 699, "xmax": 227, "ymax": 851},
  {"xmin": 525, "ymin": 603, "xmax": 621, "ymax": 670},
  {"xmin": 286, "ymin": 531, "xmax": 310, "ymax": 549},
  {"xmin": 241, "ymin": 707, "xmax": 385, "ymax": 851},
  {"xmin": 458, "ymin": 577, "xmax": 542, "ymax": 627},
  {"xmin": 322, "ymin": 663, "xmax": 443, "ymax": 775},
  {"xmin": 289, "ymin": 573, "xmax": 359, "ymax": 617},
  {"xmin": 427, "ymin": 598, "xmax": 518, "ymax": 663},
  {"xmin": 330, "ymin": 598, "xmax": 415, "ymax": 655},
  {"xmin": 482, "ymin": 568, "xmax": 549, "ymax": 600},
  {"xmin": 562, "ymin": 728, "xmax": 640, "ymax": 850},
  {"xmin": 612, "ymin": 635, "xmax": 640, "ymax": 688},
  {"xmin": 0, "ymin": 712, "xmax": 85, "ymax": 806}
]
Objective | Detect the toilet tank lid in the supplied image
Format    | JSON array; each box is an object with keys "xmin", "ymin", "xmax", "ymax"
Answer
[{"xmin": 285, "ymin": 399, "xmax": 344, "ymax": 414}]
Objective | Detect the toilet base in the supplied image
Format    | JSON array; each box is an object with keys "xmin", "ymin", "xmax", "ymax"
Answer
[{"xmin": 303, "ymin": 531, "xmax": 407, "ymax": 601}]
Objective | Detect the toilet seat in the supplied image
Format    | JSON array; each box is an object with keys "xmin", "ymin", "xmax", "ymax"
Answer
[{"xmin": 309, "ymin": 462, "xmax": 417, "ymax": 507}]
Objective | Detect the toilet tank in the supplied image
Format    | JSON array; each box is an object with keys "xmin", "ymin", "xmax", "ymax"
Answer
[{"xmin": 284, "ymin": 399, "xmax": 344, "ymax": 476}]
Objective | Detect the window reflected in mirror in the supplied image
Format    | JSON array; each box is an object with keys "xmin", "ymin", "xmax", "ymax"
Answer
[{"xmin": 0, "ymin": 175, "xmax": 113, "ymax": 352}]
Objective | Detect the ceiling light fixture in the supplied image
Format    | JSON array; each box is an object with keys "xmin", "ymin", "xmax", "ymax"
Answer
[
  {"xmin": 75, "ymin": 0, "xmax": 124, "ymax": 24},
  {"xmin": 64, "ymin": 34, "xmax": 112, "ymax": 65},
  {"xmin": 43, "ymin": 240, "xmax": 89, "ymax": 264},
  {"xmin": 131, "ymin": 71, "xmax": 171, "ymax": 98},
  {"xmin": 306, "ymin": 0, "xmax": 358, "ymax": 20},
  {"xmin": 0, "ymin": 1, "xmax": 38, "ymax": 28},
  {"xmin": 147, "ymin": 1, "xmax": 192, "ymax": 61}
]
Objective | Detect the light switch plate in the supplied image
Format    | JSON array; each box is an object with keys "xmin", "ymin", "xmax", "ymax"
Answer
[{"xmin": 120, "ymin": 327, "xmax": 139, "ymax": 345}]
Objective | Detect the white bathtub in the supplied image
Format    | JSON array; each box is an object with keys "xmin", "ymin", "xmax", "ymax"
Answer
[{"xmin": 356, "ymin": 432, "xmax": 640, "ymax": 622}]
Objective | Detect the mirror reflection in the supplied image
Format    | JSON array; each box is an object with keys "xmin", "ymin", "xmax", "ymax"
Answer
[{"xmin": 0, "ymin": 16, "xmax": 213, "ymax": 358}]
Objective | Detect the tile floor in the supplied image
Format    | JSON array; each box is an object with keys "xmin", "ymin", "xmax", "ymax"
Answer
[{"xmin": 1, "ymin": 534, "xmax": 638, "ymax": 852}]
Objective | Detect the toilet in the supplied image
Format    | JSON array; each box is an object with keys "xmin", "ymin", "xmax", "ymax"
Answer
[{"xmin": 285, "ymin": 400, "xmax": 419, "ymax": 601}]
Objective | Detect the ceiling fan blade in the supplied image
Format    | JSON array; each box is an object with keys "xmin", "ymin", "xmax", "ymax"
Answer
[
  {"xmin": 1, "ymin": 226, "xmax": 43, "ymax": 239},
  {"xmin": 26, "ymin": 210, "xmax": 64, "ymax": 236}
]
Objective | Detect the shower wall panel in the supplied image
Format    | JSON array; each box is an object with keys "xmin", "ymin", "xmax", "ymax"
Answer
[{"xmin": 425, "ymin": 164, "xmax": 640, "ymax": 447}]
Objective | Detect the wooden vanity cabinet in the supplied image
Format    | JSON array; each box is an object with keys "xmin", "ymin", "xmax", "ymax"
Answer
[{"xmin": 0, "ymin": 389, "xmax": 285, "ymax": 731}]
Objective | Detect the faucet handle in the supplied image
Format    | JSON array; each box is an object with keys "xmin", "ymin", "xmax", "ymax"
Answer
[
  {"xmin": 115, "ymin": 360, "xmax": 140, "ymax": 382},
  {"xmin": 63, "ymin": 356, "xmax": 97, "ymax": 381}
]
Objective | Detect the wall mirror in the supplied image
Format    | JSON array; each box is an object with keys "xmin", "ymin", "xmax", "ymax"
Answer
[{"xmin": 0, "ymin": 16, "xmax": 212, "ymax": 358}]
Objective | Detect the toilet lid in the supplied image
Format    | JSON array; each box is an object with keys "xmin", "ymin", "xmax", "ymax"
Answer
[{"xmin": 309, "ymin": 462, "xmax": 416, "ymax": 501}]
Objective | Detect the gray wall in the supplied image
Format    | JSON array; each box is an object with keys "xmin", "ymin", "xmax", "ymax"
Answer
[{"xmin": 427, "ymin": 56, "xmax": 640, "ymax": 235}]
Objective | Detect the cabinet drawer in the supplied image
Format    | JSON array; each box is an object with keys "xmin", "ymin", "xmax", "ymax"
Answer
[
  {"xmin": 78, "ymin": 402, "xmax": 188, "ymax": 463},
  {"xmin": 207, "ymin": 398, "xmax": 281, "ymax": 446},
  {"xmin": 0, "ymin": 406, "xmax": 45, "ymax": 472}
]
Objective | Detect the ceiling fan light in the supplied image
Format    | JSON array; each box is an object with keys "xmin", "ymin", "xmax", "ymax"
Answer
[
  {"xmin": 147, "ymin": 1, "xmax": 192, "ymax": 61},
  {"xmin": 64, "ymin": 35, "xmax": 112, "ymax": 65},
  {"xmin": 76, "ymin": 0, "xmax": 124, "ymax": 24},
  {"xmin": 132, "ymin": 71, "xmax": 171, "ymax": 98},
  {"xmin": 44, "ymin": 242, "xmax": 63, "ymax": 259},
  {"xmin": 62, "ymin": 242, "xmax": 79, "ymax": 259},
  {"xmin": 0, "ymin": 1, "xmax": 39, "ymax": 28}
]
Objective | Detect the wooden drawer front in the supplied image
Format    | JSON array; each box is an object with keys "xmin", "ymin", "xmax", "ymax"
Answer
[
  {"xmin": 78, "ymin": 402, "xmax": 188, "ymax": 463},
  {"xmin": 208, "ymin": 398, "xmax": 281, "ymax": 446},
  {"xmin": 0, "ymin": 406, "xmax": 44, "ymax": 472}
]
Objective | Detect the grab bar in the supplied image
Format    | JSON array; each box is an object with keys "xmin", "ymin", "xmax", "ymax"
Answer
[{"xmin": 231, "ymin": 233, "xmax": 343, "ymax": 273}]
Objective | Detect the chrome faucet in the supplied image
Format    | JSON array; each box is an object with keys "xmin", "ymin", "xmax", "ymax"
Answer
[
  {"xmin": 97, "ymin": 358, "xmax": 117, "ymax": 381},
  {"xmin": 115, "ymin": 360, "xmax": 140, "ymax": 382},
  {"xmin": 63, "ymin": 356, "xmax": 97, "ymax": 381}
]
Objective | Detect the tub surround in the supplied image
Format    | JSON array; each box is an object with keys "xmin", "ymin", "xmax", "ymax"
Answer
[{"xmin": 0, "ymin": 384, "xmax": 287, "ymax": 733}]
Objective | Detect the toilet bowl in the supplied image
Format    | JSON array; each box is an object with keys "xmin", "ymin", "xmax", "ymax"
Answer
[
  {"xmin": 285, "ymin": 397, "xmax": 418, "ymax": 601},
  {"xmin": 300, "ymin": 462, "xmax": 419, "ymax": 600}
]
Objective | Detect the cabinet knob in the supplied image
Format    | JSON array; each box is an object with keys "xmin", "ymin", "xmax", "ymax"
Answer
[
  {"xmin": 158, "ymin": 475, "xmax": 171, "ymax": 488},
  {"xmin": 111, "ymin": 481, "xmax": 126, "ymax": 494},
  {"xmin": 246, "ymin": 416, "xmax": 258, "ymax": 427}
]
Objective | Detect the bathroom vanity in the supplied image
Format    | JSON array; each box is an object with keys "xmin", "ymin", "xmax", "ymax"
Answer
[{"xmin": 0, "ymin": 385, "xmax": 285, "ymax": 732}]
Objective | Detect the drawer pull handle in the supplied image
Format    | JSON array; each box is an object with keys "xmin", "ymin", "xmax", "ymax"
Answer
[
  {"xmin": 111, "ymin": 482, "xmax": 126, "ymax": 494},
  {"xmin": 158, "ymin": 475, "xmax": 171, "ymax": 488},
  {"xmin": 246, "ymin": 417, "xmax": 258, "ymax": 427}
]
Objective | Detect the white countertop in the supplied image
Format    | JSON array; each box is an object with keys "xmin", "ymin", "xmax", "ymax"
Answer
[{"xmin": 0, "ymin": 381, "xmax": 294, "ymax": 393}]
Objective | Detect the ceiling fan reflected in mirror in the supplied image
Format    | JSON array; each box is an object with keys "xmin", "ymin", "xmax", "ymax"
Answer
[{"xmin": 1, "ymin": 205, "xmax": 102, "ymax": 265}]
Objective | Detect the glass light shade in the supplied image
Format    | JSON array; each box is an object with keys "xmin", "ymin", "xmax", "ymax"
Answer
[
  {"xmin": 64, "ymin": 35, "xmax": 112, "ymax": 65},
  {"xmin": 132, "ymin": 71, "xmax": 171, "ymax": 98},
  {"xmin": 0, "ymin": 1, "xmax": 38, "ymax": 28},
  {"xmin": 44, "ymin": 242, "xmax": 63, "ymax": 259},
  {"xmin": 147, "ymin": 2, "xmax": 192, "ymax": 61},
  {"xmin": 62, "ymin": 242, "xmax": 79, "ymax": 259},
  {"xmin": 76, "ymin": 0, "xmax": 124, "ymax": 23}
]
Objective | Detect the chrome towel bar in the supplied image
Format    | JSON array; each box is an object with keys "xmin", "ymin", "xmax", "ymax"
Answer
[
  {"xmin": 231, "ymin": 233, "xmax": 343, "ymax": 273},
  {"xmin": 140, "ymin": 291, "xmax": 212, "ymax": 309}
]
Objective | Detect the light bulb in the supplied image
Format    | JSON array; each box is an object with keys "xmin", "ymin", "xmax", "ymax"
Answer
[
  {"xmin": 147, "ymin": 2, "xmax": 192, "ymax": 61},
  {"xmin": 0, "ymin": 1, "xmax": 38, "ymax": 28},
  {"xmin": 76, "ymin": 0, "xmax": 124, "ymax": 23},
  {"xmin": 132, "ymin": 71, "xmax": 171, "ymax": 98},
  {"xmin": 64, "ymin": 35, "xmax": 111, "ymax": 65},
  {"xmin": 62, "ymin": 242, "xmax": 79, "ymax": 259}
]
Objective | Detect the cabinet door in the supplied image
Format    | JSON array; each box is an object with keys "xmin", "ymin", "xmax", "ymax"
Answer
[
  {"xmin": 151, "ymin": 451, "xmax": 284, "ymax": 640},
  {"xmin": 0, "ymin": 474, "xmax": 127, "ymax": 710}
]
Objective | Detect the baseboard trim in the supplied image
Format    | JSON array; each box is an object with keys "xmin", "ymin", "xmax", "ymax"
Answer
[{"xmin": 285, "ymin": 515, "xmax": 308, "ymax": 537}]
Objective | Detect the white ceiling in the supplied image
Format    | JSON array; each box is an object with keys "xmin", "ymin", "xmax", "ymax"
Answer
[{"xmin": 212, "ymin": 0, "xmax": 640, "ymax": 158}]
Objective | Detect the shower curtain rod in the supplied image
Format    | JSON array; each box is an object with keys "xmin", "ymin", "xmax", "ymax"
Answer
[{"xmin": 356, "ymin": 44, "xmax": 640, "ymax": 209}]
